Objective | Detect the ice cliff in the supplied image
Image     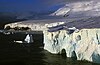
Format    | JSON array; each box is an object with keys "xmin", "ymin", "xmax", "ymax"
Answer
[{"xmin": 43, "ymin": 22, "xmax": 100, "ymax": 63}]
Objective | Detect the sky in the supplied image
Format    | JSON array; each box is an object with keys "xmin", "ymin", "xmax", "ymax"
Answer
[{"xmin": 0, "ymin": 0, "xmax": 92, "ymax": 13}]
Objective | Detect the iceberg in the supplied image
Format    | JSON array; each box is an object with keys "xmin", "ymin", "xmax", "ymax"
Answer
[
  {"xmin": 43, "ymin": 23, "xmax": 100, "ymax": 63},
  {"xmin": 24, "ymin": 34, "xmax": 34, "ymax": 43},
  {"xmin": 14, "ymin": 34, "xmax": 34, "ymax": 43}
]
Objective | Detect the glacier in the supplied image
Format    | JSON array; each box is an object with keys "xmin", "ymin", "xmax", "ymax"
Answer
[{"xmin": 43, "ymin": 22, "xmax": 100, "ymax": 63}]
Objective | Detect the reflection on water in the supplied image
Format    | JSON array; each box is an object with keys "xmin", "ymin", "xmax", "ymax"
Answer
[{"xmin": 0, "ymin": 32, "xmax": 99, "ymax": 65}]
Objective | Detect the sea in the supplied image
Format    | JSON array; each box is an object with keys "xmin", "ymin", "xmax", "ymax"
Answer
[{"xmin": 0, "ymin": 31, "xmax": 99, "ymax": 65}]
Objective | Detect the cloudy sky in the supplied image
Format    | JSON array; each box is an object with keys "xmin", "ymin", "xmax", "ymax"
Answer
[{"xmin": 0, "ymin": 0, "xmax": 93, "ymax": 13}]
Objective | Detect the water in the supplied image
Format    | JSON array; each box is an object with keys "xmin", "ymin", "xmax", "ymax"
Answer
[{"xmin": 0, "ymin": 32, "xmax": 99, "ymax": 65}]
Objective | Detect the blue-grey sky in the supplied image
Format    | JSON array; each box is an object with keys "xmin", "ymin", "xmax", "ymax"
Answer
[
  {"xmin": 0, "ymin": 0, "xmax": 46, "ymax": 12},
  {"xmin": 0, "ymin": 0, "xmax": 91, "ymax": 13}
]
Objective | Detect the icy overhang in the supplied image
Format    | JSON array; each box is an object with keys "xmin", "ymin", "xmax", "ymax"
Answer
[{"xmin": 43, "ymin": 22, "xmax": 100, "ymax": 64}]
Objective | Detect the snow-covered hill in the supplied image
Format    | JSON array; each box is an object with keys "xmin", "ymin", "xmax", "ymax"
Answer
[{"xmin": 51, "ymin": 1, "xmax": 100, "ymax": 17}]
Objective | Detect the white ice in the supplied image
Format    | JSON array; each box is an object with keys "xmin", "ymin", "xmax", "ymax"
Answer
[
  {"xmin": 51, "ymin": 1, "xmax": 100, "ymax": 17},
  {"xmin": 43, "ymin": 22, "xmax": 100, "ymax": 64},
  {"xmin": 24, "ymin": 34, "xmax": 34, "ymax": 43}
]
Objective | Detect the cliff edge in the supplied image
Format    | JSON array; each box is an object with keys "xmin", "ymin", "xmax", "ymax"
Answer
[{"xmin": 43, "ymin": 22, "xmax": 100, "ymax": 63}]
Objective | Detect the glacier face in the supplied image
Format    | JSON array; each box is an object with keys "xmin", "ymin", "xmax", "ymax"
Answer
[{"xmin": 43, "ymin": 23, "xmax": 100, "ymax": 63}]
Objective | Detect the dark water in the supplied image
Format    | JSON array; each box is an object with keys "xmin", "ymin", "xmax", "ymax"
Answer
[{"xmin": 0, "ymin": 32, "xmax": 99, "ymax": 65}]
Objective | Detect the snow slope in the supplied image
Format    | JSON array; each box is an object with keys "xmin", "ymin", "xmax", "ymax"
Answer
[{"xmin": 51, "ymin": 1, "xmax": 100, "ymax": 17}]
